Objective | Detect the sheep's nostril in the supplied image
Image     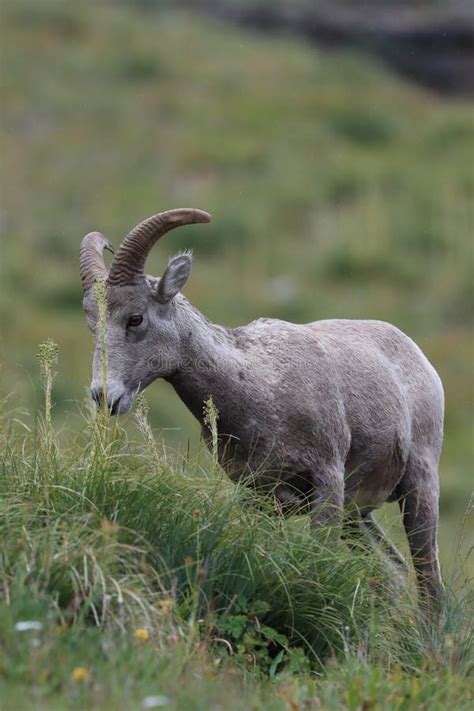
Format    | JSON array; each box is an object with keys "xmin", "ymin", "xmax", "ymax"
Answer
[{"xmin": 90, "ymin": 386, "xmax": 104, "ymax": 407}]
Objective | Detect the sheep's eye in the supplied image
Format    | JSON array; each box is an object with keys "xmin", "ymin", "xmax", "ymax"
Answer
[{"xmin": 128, "ymin": 314, "xmax": 143, "ymax": 328}]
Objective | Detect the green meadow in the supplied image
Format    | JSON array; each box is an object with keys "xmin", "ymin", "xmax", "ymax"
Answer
[{"xmin": 1, "ymin": 0, "xmax": 473, "ymax": 708}]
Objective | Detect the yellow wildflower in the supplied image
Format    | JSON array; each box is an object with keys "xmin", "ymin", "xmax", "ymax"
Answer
[
  {"xmin": 444, "ymin": 634, "xmax": 455, "ymax": 649},
  {"xmin": 71, "ymin": 667, "xmax": 91, "ymax": 683},
  {"xmin": 101, "ymin": 518, "xmax": 119, "ymax": 534},
  {"xmin": 159, "ymin": 598, "xmax": 175, "ymax": 615},
  {"xmin": 134, "ymin": 627, "xmax": 150, "ymax": 642}
]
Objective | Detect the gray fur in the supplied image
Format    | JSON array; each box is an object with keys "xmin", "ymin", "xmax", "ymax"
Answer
[{"xmin": 83, "ymin": 253, "xmax": 444, "ymax": 611}]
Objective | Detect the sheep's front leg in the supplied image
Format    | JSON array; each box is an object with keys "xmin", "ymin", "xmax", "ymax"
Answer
[{"xmin": 310, "ymin": 466, "xmax": 345, "ymax": 539}]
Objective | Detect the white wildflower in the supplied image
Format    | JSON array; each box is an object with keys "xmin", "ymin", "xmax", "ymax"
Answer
[
  {"xmin": 15, "ymin": 621, "xmax": 43, "ymax": 632},
  {"xmin": 142, "ymin": 696, "xmax": 170, "ymax": 708}
]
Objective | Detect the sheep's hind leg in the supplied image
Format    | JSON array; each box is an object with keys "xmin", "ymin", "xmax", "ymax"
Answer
[
  {"xmin": 362, "ymin": 512, "xmax": 409, "ymax": 573},
  {"xmin": 396, "ymin": 452, "xmax": 444, "ymax": 615},
  {"xmin": 342, "ymin": 512, "xmax": 408, "ymax": 598}
]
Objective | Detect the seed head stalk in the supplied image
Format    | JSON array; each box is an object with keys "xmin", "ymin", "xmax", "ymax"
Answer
[
  {"xmin": 94, "ymin": 278, "xmax": 114, "ymax": 435},
  {"xmin": 90, "ymin": 278, "xmax": 119, "ymax": 458},
  {"xmin": 36, "ymin": 338, "xmax": 59, "ymax": 493},
  {"xmin": 134, "ymin": 394, "xmax": 162, "ymax": 463},
  {"xmin": 95, "ymin": 278, "xmax": 108, "ymax": 413},
  {"xmin": 203, "ymin": 396, "xmax": 219, "ymax": 466}
]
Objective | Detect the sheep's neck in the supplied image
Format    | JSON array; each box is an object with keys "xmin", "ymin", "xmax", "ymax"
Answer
[{"xmin": 166, "ymin": 300, "xmax": 244, "ymax": 426}]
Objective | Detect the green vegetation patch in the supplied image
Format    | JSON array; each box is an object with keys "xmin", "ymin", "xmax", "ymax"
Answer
[{"xmin": 0, "ymin": 346, "xmax": 472, "ymax": 709}]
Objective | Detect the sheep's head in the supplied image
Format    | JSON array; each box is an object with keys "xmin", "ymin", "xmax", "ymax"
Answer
[{"xmin": 80, "ymin": 208, "xmax": 211, "ymax": 414}]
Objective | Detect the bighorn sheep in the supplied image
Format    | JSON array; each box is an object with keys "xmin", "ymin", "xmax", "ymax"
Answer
[{"xmin": 80, "ymin": 208, "xmax": 444, "ymax": 609}]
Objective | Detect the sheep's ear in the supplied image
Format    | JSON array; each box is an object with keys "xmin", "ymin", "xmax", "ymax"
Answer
[{"xmin": 156, "ymin": 253, "xmax": 192, "ymax": 303}]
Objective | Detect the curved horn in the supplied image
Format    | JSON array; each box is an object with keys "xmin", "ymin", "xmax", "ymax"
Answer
[
  {"xmin": 107, "ymin": 208, "xmax": 211, "ymax": 286},
  {"xmin": 80, "ymin": 232, "xmax": 114, "ymax": 292}
]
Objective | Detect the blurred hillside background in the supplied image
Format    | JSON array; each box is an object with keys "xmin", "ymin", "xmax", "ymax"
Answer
[{"xmin": 1, "ymin": 0, "xmax": 473, "ymax": 570}]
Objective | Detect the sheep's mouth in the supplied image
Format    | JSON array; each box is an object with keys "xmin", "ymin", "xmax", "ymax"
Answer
[
  {"xmin": 91, "ymin": 387, "xmax": 134, "ymax": 416},
  {"xmin": 108, "ymin": 392, "xmax": 134, "ymax": 416},
  {"xmin": 109, "ymin": 395, "xmax": 124, "ymax": 416}
]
